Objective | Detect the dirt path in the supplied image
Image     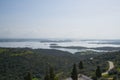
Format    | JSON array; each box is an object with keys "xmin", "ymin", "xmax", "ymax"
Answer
[{"xmin": 102, "ymin": 61, "xmax": 114, "ymax": 76}]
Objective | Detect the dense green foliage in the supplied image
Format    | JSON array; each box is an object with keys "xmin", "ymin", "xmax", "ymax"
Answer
[
  {"xmin": 71, "ymin": 64, "xmax": 78, "ymax": 80},
  {"xmin": 24, "ymin": 72, "xmax": 32, "ymax": 80},
  {"xmin": 44, "ymin": 71, "xmax": 50, "ymax": 80},
  {"xmin": 49, "ymin": 66, "xmax": 55, "ymax": 80},
  {"xmin": 0, "ymin": 47, "xmax": 120, "ymax": 80},
  {"xmin": 0, "ymin": 48, "xmax": 81, "ymax": 80},
  {"xmin": 95, "ymin": 66, "xmax": 102, "ymax": 78},
  {"xmin": 79, "ymin": 61, "xmax": 83, "ymax": 69}
]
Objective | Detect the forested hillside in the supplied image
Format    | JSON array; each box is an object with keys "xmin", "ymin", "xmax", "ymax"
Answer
[
  {"xmin": 0, "ymin": 48, "xmax": 120, "ymax": 80},
  {"xmin": 0, "ymin": 48, "xmax": 83, "ymax": 80}
]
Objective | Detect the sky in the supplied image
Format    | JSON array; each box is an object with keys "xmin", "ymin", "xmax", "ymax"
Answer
[{"xmin": 0, "ymin": 0, "xmax": 120, "ymax": 39}]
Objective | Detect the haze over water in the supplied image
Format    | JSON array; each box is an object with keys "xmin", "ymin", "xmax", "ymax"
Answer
[{"xmin": 0, "ymin": 39, "xmax": 120, "ymax": 53}]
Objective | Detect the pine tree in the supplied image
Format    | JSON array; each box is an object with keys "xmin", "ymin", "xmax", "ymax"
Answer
[
  {"xmin": 71, "ymin": 64, "xmax": 78, "ymax": 80},
  {"xmin": 44, "ymin": 70, "xmax": 50, "ymax": 80},
  {"xmin": 79, "ymin": 61, "xmax": 83, "ymax": 69},
  {"xmin": 95, "ymin": 66, "xmax": 101, "ymax": 78},
  {"xmin": 24, "ymin": 72, "xmax": 32, "ymax": 80},
  {"xmin": 49, "ymin": 66, "xmax": 55, "ymax": 80}
]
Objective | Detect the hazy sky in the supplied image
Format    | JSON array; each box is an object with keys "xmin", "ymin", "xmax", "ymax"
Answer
[{"xmin": 0, "ymin": 0, "xmax": 120, "ymax": 39}]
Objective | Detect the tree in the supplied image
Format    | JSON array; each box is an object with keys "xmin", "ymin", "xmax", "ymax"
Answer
[
  {"xmin": 95, "ymin": 66, "xmax": 101, "ymax": 78},
  {"xmin": 71, "ymin": 64, "xmax": 78, "ymax": 80},
  {"xmin": 24, "ymin": 72, "xmax": 32, "ymax": 80},
  {"xmin": 44, "ymin": 71, "xmax": 50, "ymax": 80},
  {"xmin": 49, "ymin": 66, "xmax": 55, "ymax": 80},
  {"xmin": 79, "ymin": 61, "xmax": 83, "ymax": 69},
  {"xmin": 44, "ymin": 66, "xmax": 56, "ymax": 80}
]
